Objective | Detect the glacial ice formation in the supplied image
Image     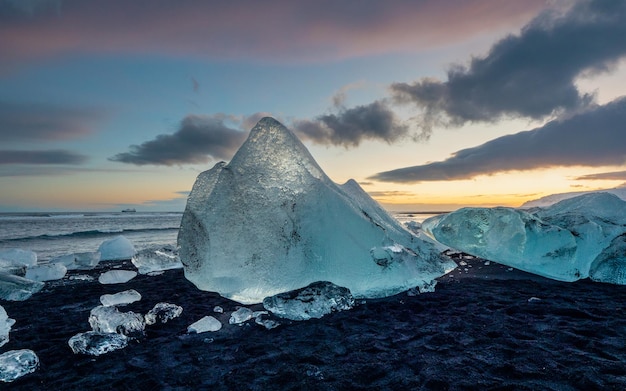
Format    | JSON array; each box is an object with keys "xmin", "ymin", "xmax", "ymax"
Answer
[
  {"xmin": 187, "ymin": 316, "xmax": 222, "ymax": 333},
  {"xmin": 98, "ymin": 270, "xmax": 137, "ymax": 284},
  {"xmin": 24, "ymin": 263, "xmax": 67, "ymax": 282},
  {"xmin": 88, "ymin": 305, "xmax": 145, "ymax": 337},
  {"xmin": 423, "ymin": 193, "xmax": 626, "ymax": 283},
  {"xmin": 0, "ymin": 272, "xmax": 44, "ymax": 301},
  {"xmin": 263, "ymin": 281, "xmax": 355, "ymax": 321},
  {"xmin": 144, "ymin": 302, "xmax": 183, "ymax": 325},
  {"xmin": 100, "ymin": 289, "xmax": 142, "ymax": 307},
  {"xmin": 589, "ymin": 234, "xmax": 626, "ymax": 284},
  {"xmin": 98, "ymin": 236, "xmax": 136, "ymax": 261},
  {"xmin": 178, "ymin": 117, "xmax": 455, "ymax": 304},
  {"xmin": 0, "ymin": 305, "xmax": 15, "ymax": 348},
  {"xmin": 131, "ymin": 246, "xmax": 183, "ymax": 275},
  {"xmin": 0, "ymin": 349, "xmax": 39, "ymax": 382},
  {"xmin": 68, "ymin": 331, "xmax": 128, "ymax": 356}
]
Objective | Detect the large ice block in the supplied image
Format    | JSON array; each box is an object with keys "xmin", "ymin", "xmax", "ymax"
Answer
[
  {"xmin": 178, "ymin": 117, "xmax": 455, "ymax": 304},
  {"xmin": 98, "ymin": 236, "xmax": 136, "ymax": 261},
  {"xmin": 0, "ymin": 272, "xmax": 44, "ymax": 301}
]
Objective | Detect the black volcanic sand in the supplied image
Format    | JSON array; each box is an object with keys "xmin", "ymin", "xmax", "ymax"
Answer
[{"xmin": 3, "ymin": 254, "xmax": 626, "ymax": 390}]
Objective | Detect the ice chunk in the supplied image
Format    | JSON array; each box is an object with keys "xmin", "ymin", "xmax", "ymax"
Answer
[
  {"xmin": 213, "ymin": 306, "xmax": 224, "ymax": 313},
  {"xmin": 98, "ymin": 270, "xmax": 137, "ymax": 284},
  {"xmin": 589, "ymin": 234, "xmax": 626, "ymax": 284},
  {"xmin": 229, "ymin": 307, "xmax": 253, "ymax": 325},
  {"xmin": 0, "ymin": 272, "xmax": 44, "ymax": 301},
  {"xmin": 144, "ymin": 302, "xmax": 183, "ymax": 325},
  {"xmin": 0, "ymin": 349, "xmax": 39, "ymax": 382},
  {"xmin": 178, "ymin": 117, "xmax": 455, "ymax": 304},
  {"xmin": 536, "ymin": 192, "xmax": 626, "ymax": 224},
  {"xmin": 98, "ymin": 236, "xmax": 136, "ymax": 261},
  {"xmin": 89, "ymin": 305, "xmax": 145, "ymax": 337},
  {"xmin": 68, "ymin": 331, "xmax": 128, "ymax": 356},
  {"xmin": 263, "ymin": 281, "xmax": 355, "ymax": 321},
  {"xmin": 100, "ymin": 289, "xmax": 142, "ymax": 307},
  {"xmin": 0, "ymin": 305, "xmax": 16, "ymax": 348},
  {"xmin": 187, "ymin": 316, "xmax": 221, "ymax": 333},
  {"xmin": 131, "ymin": 246, "xmax": 182, "ymax": 275},
  {"xmin": 254, "ymin": 312, "xmax": 280, "ymax": 330},
  {"xmin": 24, "ymin": 263, "xmax": 67, "ymax": 282},
  {"xmin": 0, "ymin": 249, "xmax": 37, "ymax": 268},
  {"xmin": 50, "ymin": 252, "xmax": 101, "ymax": 270}
]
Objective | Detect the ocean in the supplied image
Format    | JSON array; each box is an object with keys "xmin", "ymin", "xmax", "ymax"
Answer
[{"xmin": 0, "ymin": 211, "xmax": 440, "ymax": 262}]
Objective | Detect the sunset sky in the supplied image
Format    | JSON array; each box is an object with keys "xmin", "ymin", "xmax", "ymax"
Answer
[{"xmin": 1, "ymin": 0, "xmax": 626, "ymax": 212}]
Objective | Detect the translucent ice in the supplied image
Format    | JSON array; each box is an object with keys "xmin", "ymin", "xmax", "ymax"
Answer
[
  {"xmin": 131, "ymin": 246, "xmax": 182, "ymax": 275},
  {"xmin": 0, "ymin": 349, "xmax": 39, "ymax": 382},
  {"xmin": 98, "ymin": 270, "xmax": 137, "ymax": 284},
  {"xmin": 0, "ymin": 272, "xmax": 44, "ymax": 301},
  {"xmin": 187, "ymin": 316, "xmax": 222, "ymax": 333},
  {"xmin": 100, "ymin": 289, "xmax": 142, "ymax": 307},
  {"xmin": 24, "ymin": 263, "xmax": 67, "ymax": 282},
  {"xmin": 229, "ymin": 307, "xmax": 253, "ymax": 325},
  {"xmin": 589, "ymin": 234, "xmax": 626, "ymax": 284},
  {"xmin": 68, "ymin": 331, "xmax": 128, "ymax": 356},
  {"xmin": 144, "ymin": 302, "xmax": 183, "ymax": 325},
  {"xmin": 52, "ymin": 251, "xmax": 101, "ymax": 270},
  {"xmin": 98, "ymin": 236, "xmax": 136, "ymax": 261},
  {"xmin": 0, "ymin": 305, "xmax": 16, "ymax": 348},
  {"xmin": 178, "ymin": 117, "xmax": 455, "ymax": 304},
  {"xmin": 0, "ymin": 249, "xmax": 37, "ymax": 268},
  {"xmin": 89, "ymin": 305, "xmax": 145, "ymax": 337},
  {"xmin": 263, "ymin": 281, "xmax": 355, "ymax": 321}
]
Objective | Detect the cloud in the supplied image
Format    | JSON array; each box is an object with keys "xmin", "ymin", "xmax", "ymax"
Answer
[
  {"xmin": 293, "ymin": 101, "xmax": 410, "ymax": 147},
  {"xmin": 0, "ymin": 0, "xmax": 545, "ymax": 70},
  {"xmin": 391, "ymin": 0, "xmax": 626, "ymax": 134},
  {"xmin": 575, "ymin": 170, "xmax": 626, "ymax": 181},
  {"xmin": 0, "ymin": 101, "xmax": 105, "ymax": 142},
  {"xmin": 370, "ymin": 97, "xmax": 626, "ymax": 183},
  {"xmin": 0, "ymin": 149, "xmax": 88, "ymax": 165},
  {"xmin": 109, "ymin": 114, "xmax": 248, "ymax": 165}
]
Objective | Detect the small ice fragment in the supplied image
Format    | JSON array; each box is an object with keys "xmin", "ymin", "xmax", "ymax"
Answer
[
  {"xmin": 0, "ymin": 305, "xmax": 16, "ymax": 348},
  {"xmin": 528, "ymin": 297, "xmax": 542, "ymax": 303},
  {"xmin": 147, "ymin": 271, "xmax": 164, "ymax": 276},
  {"xmin": 25, "ymin": 263, "xmax": 67, "ymax": 282},
  {"xmin": 229, "ymin": 307, "xmax": 253, "ymax": 325},
  {"xmin": 0, "ymin": 272, "xmax": 44, "ymax": 301},
  {"xmin": 144, "ymin": 302, "xmax": 183, "ymax": 325},
  {"xmin": 131, "ymin": 246, "xmax": 183, "ymax": 274},
  {"xmin": 98, "ymin": 270, "xmax": 137, "ymax": 284},
  {"xmin": 213, "ymin": 306, "xmax": 224, "ymax": 313},
  {"xmin": 0, "ymin": 249, "xmax": 37, "ymax": 268},
  {"xmin": 68, "ymin": 331, "xmax": 128, "ymax": 356},
  {"xmin": 459, "ymin": 261, "xmax": 467, "ymax": 266},
  {"xmin": 263, "ymin": 281, "xmax": 355, "ymax": 321},
  {"xmin": 100, "ymin": 289, "xmax": 142, "ymax": 307},
  {"xmin": 254, "ymin": 313, "xmax": 280, "ymax": 330},
  {"xmin": 507, "ymin": 268, "xmax": 513, "ymax": 271},
  {"xmin": 188, "ymin": 316, "xmax": 221, "ymax": 333},
  {"xmin": 89, "ymin": 305, "xmax": 145, "ymax": 337},
  {"xmin": 69, "ymin": 274, "xmax": 94, "ymax": 282},
  {"xmin": 0, "ymin": 349, "xmax": 39, "ymax": 382},
  {"xmin": 98, "ymin": 236, "xmax": 136, "ymax": 261},
  {"xmin": 484, "ymin": 261, "xmax": 491, "ymax": 266},
  {"xmin": 73, "ymin": 252, "xmax": 101, "ymax": 270}
]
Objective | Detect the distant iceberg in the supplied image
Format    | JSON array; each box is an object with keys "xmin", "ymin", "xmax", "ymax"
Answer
[{"xmin": 178, "ymin": 117, "xmax": 455, "ymax": 304}]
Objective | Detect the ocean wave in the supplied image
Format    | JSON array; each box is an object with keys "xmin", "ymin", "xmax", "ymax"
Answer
[{"xmin": 1, "ymin": 227, "xmax": 180, "ymax": 242}]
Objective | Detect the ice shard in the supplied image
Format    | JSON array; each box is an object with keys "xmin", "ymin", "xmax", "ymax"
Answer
[
  {"xmin": 178, "ymin": 117, "xmax": 455, "ymax": 304},
  {"xmin": 0, "ymin": 272, "xmax": 44, "ymax": 301},
  {"xmin": 98, "ymin": 270, "xmax": 137, "ymax": 284},
  {"xmin": 0, "ymin": 305, "xmax": 16, "ymax": 348},
  {"xmin": 131, "ymin": 246, "xmax": 182, "ymax": 275},
  {"xmin": 100, "ymin": 289, "xmax": 142, "ymax": 307},
  {"xmin": 144, "ymin": 302, "xmax": 183, "ymax": 325},
  {"xmin": 68, "ymin": 331, "xmax": 128, "ymax": 356},
  {"xmin": 0, "ymin": 349, "xmax": 39, "ymax": 382},
  {"xmin": 88, "ymin": 305, "xmax": 145, "ymax": 337}
]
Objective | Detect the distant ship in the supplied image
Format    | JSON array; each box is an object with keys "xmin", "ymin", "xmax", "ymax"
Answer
[{"xmin": 121, "ymin": 208, "xmax": 136, "ymax": 213}]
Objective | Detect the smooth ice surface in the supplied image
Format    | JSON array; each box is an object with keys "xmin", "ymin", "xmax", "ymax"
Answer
[
  {"xmin": 24, "ymin": 263, "xmax": 67, "ymax": 282},
  {"xmin": 98, "ymin": 270, "xmax": 137, "ymax": 284},
  {"xmin": 423, "ymin": 193, "xmax": 626, "ymax": 283},
  {"xmin": 0, "ymin": 249, "xmax": 37, "ymax": 268},
  {"xmin": 144, "ymin": 302, "xmax": 183, "ymax": 325},
  {"xmin": 0, "ymin": 349, "xmax": 39, "ymax": 382},
  {"xmin": 229, "ymin": 307, "xmax": 253, "ymax": 325},
  {"xmin": 51, "ymin": 251, "xmax": 101, "ymax": 270},
  {"xmin": 68, "ymin": 331, "xmax": 128, "ymax": 356},
  {"xmin": 187, "ymin": 316, "xmax": 222, "ymax": 333},
  {"xmin": 589, "ymin": 234, "xmax": 626, "ymax": 284},
  {"xmin": 0, "ymin": 272, "xmax": 44, "ymax": 301},
  {"xmin": 263, "ymin": 281, "xmax": 355, "ymax": 321},
  {"xmin": 178, "ymin": 117, "xmax": 455, "ymax": 304},
  {"xmin": 100, "ymin": 289, "xmax": 142, "ymax": 307},
  {"xmin": 98, "ymin": 235, "xmax": 136, "ymax": 261},
  {"xmin": 0, "ymin": 305, "xmax": 16, "ymax": 348},
  {"xmin": 131, "ymin": 246, "xmax": 182, "ymax": 275},
  {"xmin": 89, "ymin": 305, "xmax": 145, "ymax": 337}
]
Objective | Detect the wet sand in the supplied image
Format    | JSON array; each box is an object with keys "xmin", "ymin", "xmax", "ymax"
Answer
[{"xmin": 3, "ymin": 254, "xmax": 626, "ymax": 390}]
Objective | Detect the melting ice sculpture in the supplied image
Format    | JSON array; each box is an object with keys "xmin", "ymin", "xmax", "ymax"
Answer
[
  {"xmin": 178, "ymin": 117, "xmax": 455, "ymax": 304},
  {"xmin": 422, "ymin": 193, "xmax": 626, "ymax": 283}
]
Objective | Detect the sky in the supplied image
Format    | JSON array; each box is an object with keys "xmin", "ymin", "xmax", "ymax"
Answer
[{"xmin": 1, "ymin": 0, "xmax": 626, "ymax": 212}]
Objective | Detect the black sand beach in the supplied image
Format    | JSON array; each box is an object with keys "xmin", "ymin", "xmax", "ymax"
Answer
[{"xmin": 3, "ymin": 254, "xmax": 626, "ymax": 390}]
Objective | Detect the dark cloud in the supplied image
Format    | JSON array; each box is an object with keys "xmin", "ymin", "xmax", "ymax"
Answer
[
  {"xmin": 391, "ymin": 0, "xmax": 626, "ymax": 134},
  {"xmin": 109, "ymin": 115, "xmax": 248, "ymax": 165},
  {"xmin": 0, "ymin": 149, "xmax": 88, "ymax": 165},
  {"xmin": 575, "ymin": 170, "xmax": 626, "ymax": 181},
  {"xmin": 370, "ymin": 97, "xmax": 626, "ymax": 183},
  {"xmin": 293, "ymin": 101, "xmax": 409, "ymax": 147},
  {"xmin": 0, "ymin": 101, "xmax": 104, "ymax": 142}
]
